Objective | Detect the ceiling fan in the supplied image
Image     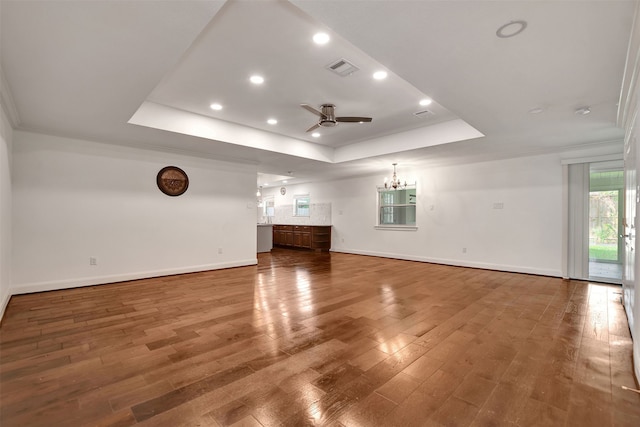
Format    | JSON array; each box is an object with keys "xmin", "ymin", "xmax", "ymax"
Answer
[{"xmin": 301, "ymin": 104, "xmax": 372, "ymax": 132}]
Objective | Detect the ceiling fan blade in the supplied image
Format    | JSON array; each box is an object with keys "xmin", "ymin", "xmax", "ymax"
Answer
[
  {"xmin": 301, "ymin": 104, "xmax": 325, "ymax": 118},
  {"xmin": 336, "ymin": 116, "xmax": 373, "ymax": 123},
  {"xmin": 306, "ymin": 123, "xmax": 320, "ymax": 132}
]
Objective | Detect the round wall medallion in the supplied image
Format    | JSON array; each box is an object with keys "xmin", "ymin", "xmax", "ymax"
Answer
[
  {"xmin": 157, "ymin": 166, "xmax": 189, "ymax": 196},
  {"xmin": 280, "ymin": 187, "xmax": 286, "ymax": 195}
]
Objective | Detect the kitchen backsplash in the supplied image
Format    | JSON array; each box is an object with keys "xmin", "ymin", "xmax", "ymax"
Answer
[{"xmin": 272, "ymin": 203, "xmax": 332, "ymax": 225}]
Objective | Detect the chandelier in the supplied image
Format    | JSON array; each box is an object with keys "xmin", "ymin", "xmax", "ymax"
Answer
[{"xmin": 384, "ymin": 163, "xmax": 407, "ymax": 190}]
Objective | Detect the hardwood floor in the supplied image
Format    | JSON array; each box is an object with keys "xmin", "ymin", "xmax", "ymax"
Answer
[{"xmin": 0, "ymin": 249, "xmax": 638, "ymax": 426}]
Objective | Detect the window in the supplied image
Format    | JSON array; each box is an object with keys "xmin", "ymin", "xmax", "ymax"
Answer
[
  {"xmin": 377, "ymin": 187, "xmax": 416, "ymax": 228},
  {"xmin": 263, "ymin": 196, "xmax": 275, "ymax": 218},
  {"xmin": 294, "ymin": 194, "xmax": 310, "ymax": 217}
]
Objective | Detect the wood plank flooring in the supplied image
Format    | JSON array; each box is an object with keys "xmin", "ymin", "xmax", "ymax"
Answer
[{"xmin": 0, "ymin": 249, "xmax": 638, "ymax": 426}]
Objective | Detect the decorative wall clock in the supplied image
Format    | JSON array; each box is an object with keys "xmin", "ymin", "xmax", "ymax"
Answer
[
  {"xmin": 280, "ymin": 187, "xmax": 287, "ymax": 195},
  {"xmin": 157, "ymin": 166, "xmax": 189, "ymax": 196}
]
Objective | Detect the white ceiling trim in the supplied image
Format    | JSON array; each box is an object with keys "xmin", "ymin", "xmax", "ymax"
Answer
[
  {"xmin": 333, "ymin": 119, "xmax": 484, "ymax": 163},
  {"xmin": 130, "ymin": 101, "xmax": 484, "ymax": 164},
  {"xmin": 129, "ymin": 101, "xmax": 335, "ymax": 163},
  {"xmin": 560, "ymin": 153, "xmax": 623, "ymax": 165}
]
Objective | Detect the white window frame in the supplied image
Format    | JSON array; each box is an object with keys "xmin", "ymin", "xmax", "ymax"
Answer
[
  {"xmin": 262, "ymin": 196, "xmax": 275, "ymax": 218},
  {"xmin": 293, "ymin": 194, "xmax": 310, "ymax": 217},
  {"xmin": 375, "ymin": 185, "xmax": 418, "ymax": 230}
]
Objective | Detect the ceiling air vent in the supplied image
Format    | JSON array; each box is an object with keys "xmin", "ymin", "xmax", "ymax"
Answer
[
  {"xmin": 326, "ymin": 58, "xmax": 359, "ymax": 77},
  {"xmin": 413, "ymin": 110, "xmax": 434, "ymax": 118}
]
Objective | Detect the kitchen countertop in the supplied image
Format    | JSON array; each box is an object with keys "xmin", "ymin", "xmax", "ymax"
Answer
[{"xmin": 270, "ymin": 224, "xmax": 332, "ymax": 227}]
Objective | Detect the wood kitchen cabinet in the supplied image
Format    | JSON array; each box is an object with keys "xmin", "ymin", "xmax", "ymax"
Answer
[
  {"xmin": 273, "ymin": 225, "xmax": 331, "ymax": 251},
  {"xmin": 273, "ymin": 225, "xmax": 293, "ymax": 246}
]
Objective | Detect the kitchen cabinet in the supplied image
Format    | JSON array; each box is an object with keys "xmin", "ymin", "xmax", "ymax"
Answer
[{"xmin": 273, "ymin": 225, "xmax": 331, "ymax": 251}]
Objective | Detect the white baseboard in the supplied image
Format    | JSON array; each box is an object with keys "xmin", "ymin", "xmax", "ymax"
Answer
[
  {"xmin": 0, "ymin": 290, "xmax": 11, "ymax": 324},
  {"xmin": 3, "ymin": 259, "xmax": 257, "ymax": 313},
  {"xmin": 330, "ymin": 248, "xmax": 563, "ymax": 278},
  {"xmin": 0, "ymin": 251, "xmax": 569, "ymax": 325}
]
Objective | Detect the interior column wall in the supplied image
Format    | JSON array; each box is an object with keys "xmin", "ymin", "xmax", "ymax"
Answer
[{"xmin": 0, "ymin": 98, "xmax": 13, "ymax": 320}]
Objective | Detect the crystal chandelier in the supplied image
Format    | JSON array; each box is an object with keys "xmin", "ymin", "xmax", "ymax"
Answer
[{"xmin": 384, "ymin": 163, "xmax": 407, "ymax": 190}]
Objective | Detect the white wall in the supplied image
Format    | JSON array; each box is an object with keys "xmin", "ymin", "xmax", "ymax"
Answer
[
  {"xmin": 11, "ymin": 131, "xmax": 257, "ymax": 294},
  {"xmin": 1, "ymin": 0, "xmax": 14, "ymax": 317},
  {"xmin": 267, "ymin": 153, "xmax": 579, "ymax": 277},
  {"xmin": 617, "ymin": 0, "xmax": 640, "ymax": 383},
  {"xmin": 0, "ymin": 98, "xmax": 13, "ymax": 320},
  {"xmin": 632, "ymin": 117, "xmax": 640, "ymax": 383}
]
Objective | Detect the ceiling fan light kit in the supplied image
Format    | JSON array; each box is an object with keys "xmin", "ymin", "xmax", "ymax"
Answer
[{"xmin": 301, "ymin": 103, "xmax": 372, "ymax": 133}]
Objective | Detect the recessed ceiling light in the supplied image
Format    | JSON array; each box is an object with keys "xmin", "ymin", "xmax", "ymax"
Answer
[
  {"xmin": 419, "ymin": 98, "xmax": 432, "ymax": 106},
  {"xmin": 373, "ymin": 71, "xmax": 388, "ymax": 80},
  {"xmin": 528, "ymin": 107, "xmax": 545, "ymax": 114},
  {"xmin": 210, "ymin": 103, "xmax": 222, "ymax": 111},
  {"xmin": 575, "ymin": 106, "xmax": 591, "ymax": 115},
  {"xmin": 283, "ymin": 180, "xmax": 288, "ymax": 184},
  {"xmin": 264, "ymin": 183, "xmax": 269, "ymax": 186},
  {"xmin": 250, "ymin": 75, "xmax": 264, "ymax": 85},
  {"xmin": 311, "ymin": 132, "xmax": 320, "ymax": 138},
  {"xmin": 496, "ymin": 20, "xmax": 528, "ymax": 38},
  {"xmin": 267, "ymin": 118, "xmax": 278, "ymax": 125},
  {"xmin": 313, "ymin": 32, "xmax": 330, "ymax": 45}
]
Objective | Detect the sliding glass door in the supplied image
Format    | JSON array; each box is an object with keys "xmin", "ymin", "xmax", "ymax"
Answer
[
  {"xmin": 567, "ymin": 160, "xmax": 623, "ymax": 284},
  {"xmin": 588, "ymin": 167, "xmax": 623, "ymax": 282}
]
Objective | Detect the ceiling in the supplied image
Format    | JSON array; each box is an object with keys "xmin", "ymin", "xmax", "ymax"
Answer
[{"xmin": 1, "ymin": 0, "xmax": 635, "ymax": 187}]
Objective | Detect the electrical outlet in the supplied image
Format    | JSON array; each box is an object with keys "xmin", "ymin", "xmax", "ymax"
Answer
[
  {"xmin": 462, "ymin": 248, "xmax": 467, "ymax": 254},
  {"xmin": 218, "ymin": 247, "xmax": 223, "ymax": 254},
  {"xmin": 493, "ymin": 202, "xmax": 504, "ymax": 209},
  {"xmin": 89, "ymin": 257, "xmax": 97, "ymax": 266}
]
